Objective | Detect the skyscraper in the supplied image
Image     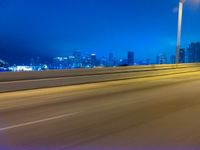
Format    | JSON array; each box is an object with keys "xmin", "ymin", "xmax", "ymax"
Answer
[
  {"xmin": 73, "ymin": 50, "xmax": 82, "ymax": 68},
  {"xmin": 127, "ymin": 51, "xmax": 134, "ymax": 66},
  {"xmin": 91, "ymin": 54, "xmax": 97, "ymax": 67},
  {"xmin": 188, "ymin": 42, "xmax": 200, "ymax": 63},
  {"xmin": 179, "ymin": 48, "xmax": 185, "ymax": 63}
]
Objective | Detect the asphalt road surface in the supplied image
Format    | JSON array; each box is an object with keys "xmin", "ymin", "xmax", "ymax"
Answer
[{"xmin": 1, "ymin": 71, "xmax": 200, "ymax": 150}]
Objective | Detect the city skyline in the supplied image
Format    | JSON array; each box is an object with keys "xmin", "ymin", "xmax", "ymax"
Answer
[
  {"xmin": 1, "ymin": 40, "xmax": 200, "ymax": 67},
  {"xmin": 0, "ymin": 0, "xmax": 200, "ymax": 64},
  {"xmin": 0, "ymin": 41, "xmax": 199, "ymax": 66}
]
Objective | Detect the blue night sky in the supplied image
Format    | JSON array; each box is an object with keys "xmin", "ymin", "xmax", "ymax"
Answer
[{"xmin": 0, "ymin": 0, "xmax": 200, "ymax": 63}]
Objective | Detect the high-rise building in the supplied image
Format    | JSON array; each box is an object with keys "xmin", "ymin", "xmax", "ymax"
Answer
[
  {"xmin": 73, "ymin": 50, "xmax": 81, "ymax": 59},
  {"xmin": 91, "ymin": 54, "xmax": 97, "ymax": 67},
  {"xmin": 73, "ymin": 50, "xmax": 82, "ymax": 68},
  {"xmin": 127, "ymin": 51, "xmax": 134, "ymax": 66},
  {"xmin": 188, "ymin": 42, "xmax": 200, "ymax": 63},
  {"xmin": 179, "ymin": 48, "xmax": 185, "ymax": 63},
  {"xmin": 156, "ymin": 54, "xmax": 167, "ymax": 64},
  {"xmin": 100, "ymin": 56, "xmax": 107, "ymax": 67}
]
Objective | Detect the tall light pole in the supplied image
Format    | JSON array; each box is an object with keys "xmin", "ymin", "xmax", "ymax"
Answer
[{"xmin": 176, "ymin": 0, "xmax": 184, "ymax": 64}]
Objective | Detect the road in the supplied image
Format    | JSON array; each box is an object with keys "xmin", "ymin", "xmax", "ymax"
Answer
[{"xmin": 1, "ymin": 71, "xmax": 200, "ymax": 150}]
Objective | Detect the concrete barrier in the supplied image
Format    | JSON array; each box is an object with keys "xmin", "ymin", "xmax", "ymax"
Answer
[
  {"xmin": 0, "ymin": 63, "xmax": 200, "ymax": 93},
  {"xmin": 0, "ymin": 63, "xmax": 200, "ymax": 82}
]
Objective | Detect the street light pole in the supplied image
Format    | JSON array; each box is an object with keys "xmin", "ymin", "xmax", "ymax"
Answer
[{"xmin": 176, "ymin": 0, "xmax": 183, "ymax": 64}]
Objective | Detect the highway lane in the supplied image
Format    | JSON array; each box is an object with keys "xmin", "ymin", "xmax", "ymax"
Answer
[{"xmin": 1, "ymin": 72, "xmax": 200, "ymax": 149}]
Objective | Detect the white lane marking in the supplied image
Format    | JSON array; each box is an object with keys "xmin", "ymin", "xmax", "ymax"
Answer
[{"xmin": 0, "ymin": 112, "xmax": 79, "ymax": 132}]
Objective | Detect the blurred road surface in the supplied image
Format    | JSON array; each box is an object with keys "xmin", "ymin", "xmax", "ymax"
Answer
[{"xmin": 1, "ymin": 71, "xmax": 200, "ymax": 150}]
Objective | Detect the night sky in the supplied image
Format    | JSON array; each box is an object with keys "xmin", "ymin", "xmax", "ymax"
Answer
[{"xmin": 0, "ymin": 0, "xmax": 200, "ymax": 64}]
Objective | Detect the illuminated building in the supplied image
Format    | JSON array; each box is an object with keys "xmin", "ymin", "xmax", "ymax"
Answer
[
  {"xmin": 128, "ymin": 51, "xmax": 134, "ymax": 66},
  {"xmin": 91, "ymin": 54, "xmax": 97, "ymax": 67},
  {"xmin": 188, "ymin": 42, "xmax": 200, "ymax": 63}
]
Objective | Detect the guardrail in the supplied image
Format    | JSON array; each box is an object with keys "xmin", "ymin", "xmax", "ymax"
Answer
[{"xmin": 0, "ymin": 63, "xmax": 200, "ymax": 93}]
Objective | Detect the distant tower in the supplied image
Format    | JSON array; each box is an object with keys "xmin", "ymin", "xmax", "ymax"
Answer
[
  {"xmin": 73, "ymin": 50, "xmax": 81, "ymax": 60},
  {"xmin": 73, "ymin": 50, "xmax": 82, "ymax": 68},
  {"xmin": 179, "ymin": 48, "xmax": 185, "ymax": 63},
  {"xmin": 188, "ymin": 42, "xmax": 200, "ymax": 63},
  {"xmin": 127, "ymin": 51, "xmax": 134, "ymax": 66},
  {"xmin": 91, "ymin": 54, "xmax": 97, "ymax": 67}
]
